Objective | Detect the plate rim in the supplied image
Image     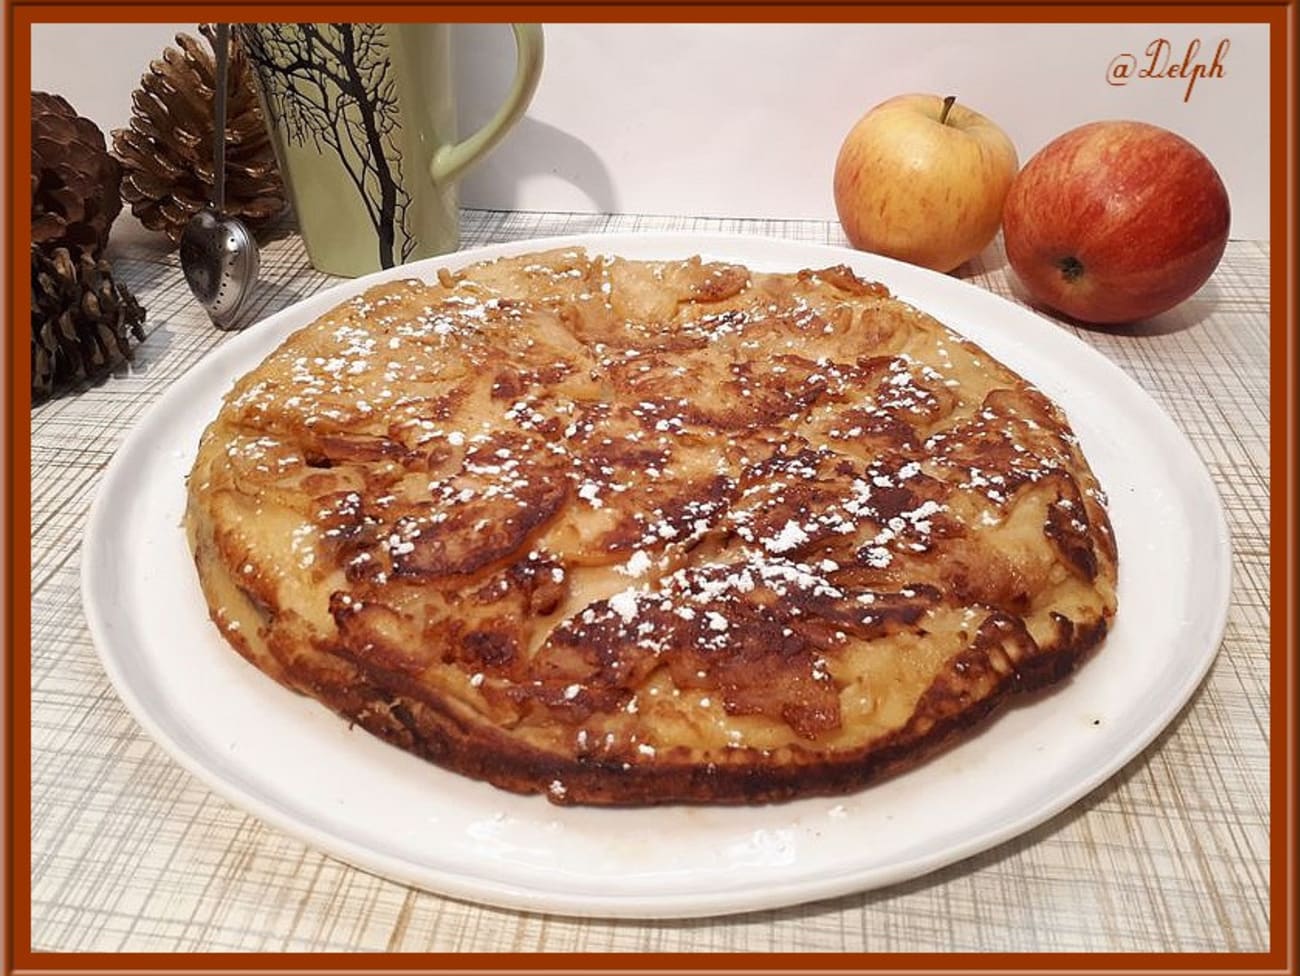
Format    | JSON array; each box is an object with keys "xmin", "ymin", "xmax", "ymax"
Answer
[{"xmin": 80, "ymin": 230, "xmax": 1232, "ymax": 918}]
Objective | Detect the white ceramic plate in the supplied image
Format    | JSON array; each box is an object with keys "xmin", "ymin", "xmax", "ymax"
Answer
[{"xmin": 83, "ymin": 233, "xmax": 1230, "ymax": 919}]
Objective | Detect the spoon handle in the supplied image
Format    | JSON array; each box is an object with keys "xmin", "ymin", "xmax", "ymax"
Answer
[{"xmin": 213, "ymin": 23, "xmax": 229, "ymax": 213}]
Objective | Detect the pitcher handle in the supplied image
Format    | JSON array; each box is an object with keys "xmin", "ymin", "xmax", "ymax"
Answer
[{"xmin": 430, "ymin": 24, "xmax": 544, "ymax": 186}]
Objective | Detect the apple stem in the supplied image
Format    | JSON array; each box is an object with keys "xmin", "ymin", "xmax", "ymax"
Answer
[{"xmin": 938, "ymin": 95, "xmax": 957, "ymax": 126}]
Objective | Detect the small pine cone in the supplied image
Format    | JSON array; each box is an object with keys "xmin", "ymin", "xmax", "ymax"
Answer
[
  {"xmin": 31, "ymin": 92, "xmax": 123, "ymax": 259},
  {"xmin": 31, "ymin": 245, "xmax": 147, "ymax": 402},
  {"xmin": 113, "ymin": 24, "xmax": 285, "ymax": 244}
]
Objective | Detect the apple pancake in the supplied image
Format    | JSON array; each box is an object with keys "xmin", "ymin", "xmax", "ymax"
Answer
[{"xmin": 185, "ymin": 248, "xmax": 1118, "ymax": 805}]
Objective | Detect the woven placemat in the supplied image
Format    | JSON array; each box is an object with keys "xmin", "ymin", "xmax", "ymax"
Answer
[{"xmin": 29, "ymin": 212, "xmax": 1270, "ymax": 952}]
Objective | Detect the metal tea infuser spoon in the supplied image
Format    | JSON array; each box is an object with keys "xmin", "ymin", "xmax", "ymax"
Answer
[{"xmin": 180, "ymin": 23, "xmax": 259, "ymax": 329}]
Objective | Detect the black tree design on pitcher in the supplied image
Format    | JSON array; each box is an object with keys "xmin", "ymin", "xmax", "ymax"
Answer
[{"xmin": 240, "ymin": 24, "xmax": 415, "ymax": 269}]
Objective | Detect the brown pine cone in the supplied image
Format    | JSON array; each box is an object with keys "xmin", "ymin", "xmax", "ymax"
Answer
[
  {"xmin": 113, "ymin": 24, "xmax": 285, "ymax": 244},
  {"xmin": 31, "ymin": 92, "xmax": 123, "ymax": 259},
  {"xmin": 32, "ymin": 245, "xmax": 147, "ymax": 402}
]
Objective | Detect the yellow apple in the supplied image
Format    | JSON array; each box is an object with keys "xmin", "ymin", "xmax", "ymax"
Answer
[{"xmin": 833, "ymin": 94, "xmax": 1019, "ymax": 273}]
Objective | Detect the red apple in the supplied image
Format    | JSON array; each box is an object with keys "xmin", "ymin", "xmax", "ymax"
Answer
[
  {"xmin": 1002, "ymin": 121, "xmax": 1230, "ymax": 325},
  {"xmin": 833, "ymin": 94, "xmax": 1019, "ymax": 273}
]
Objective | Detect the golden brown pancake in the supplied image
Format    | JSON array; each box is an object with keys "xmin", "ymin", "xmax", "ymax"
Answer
[{"xmin": 185, "ymin": 248, "xmax": 1117, "ymax": 805}]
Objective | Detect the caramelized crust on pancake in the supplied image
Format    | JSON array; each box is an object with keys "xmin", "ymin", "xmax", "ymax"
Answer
[{"xmin": 185, "ymin": 249, "xmax": 1118, "ymax": 805}]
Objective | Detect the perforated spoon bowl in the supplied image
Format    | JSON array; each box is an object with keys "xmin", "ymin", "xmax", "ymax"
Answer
[{"xmin": 180, "ymin": 23, "xmax": 259, "ymax": 329}]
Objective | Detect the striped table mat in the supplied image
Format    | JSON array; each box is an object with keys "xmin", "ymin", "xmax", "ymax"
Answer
[{"xmin": 28, "ymin": 210, "xmax": 1270, "ymax": 953}]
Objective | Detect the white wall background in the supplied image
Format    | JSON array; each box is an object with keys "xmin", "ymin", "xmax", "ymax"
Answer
[{"xmin": 30, "ymin": 22, "xmax": 1270, "ymax": 239}]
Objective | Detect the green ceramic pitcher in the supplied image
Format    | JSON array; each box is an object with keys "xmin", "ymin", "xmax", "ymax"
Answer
[{"xmin": 238, "ymin": 23, "xmax": 544, "ymax": 277}]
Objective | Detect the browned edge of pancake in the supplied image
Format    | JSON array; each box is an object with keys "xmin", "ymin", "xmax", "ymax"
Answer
[
  {"xmin": 333, "ymin": 619, "xmax": 1106, "ymax": 806},
  {"xmin": 193, "ymin": 517, "xmax": 1109, "ymax": 806}
]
